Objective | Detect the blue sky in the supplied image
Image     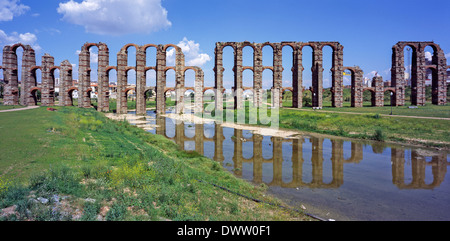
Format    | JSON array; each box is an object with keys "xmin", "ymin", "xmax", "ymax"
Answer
[{"xmin": 1, "ymin": 0, "xmax": 449, "ymax": 89}]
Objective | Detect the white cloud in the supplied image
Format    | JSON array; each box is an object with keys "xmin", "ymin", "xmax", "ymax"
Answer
[
  {"xmin": 0, "ymin": 0, "xmax": 30, "ymax": 21},
  {"xmin": 167, "ymin": 37, "xmax": 211, "ymax": 66},
  {"xmin": 445, "ymin": 53, "xmax": 450, "ymax": 59},
  {"xmin": 76, "ymin": 49, "xmax": 98, "ymax": 63},
  {"xmin": 425, "ymin": 51, "xmax": 432, "ymax": 61},
  {"xmin": 365, "ymin": 70, "xmax": 379, "ymax": 79},
  {"xmin": 57, "ymin": 0, "xmax": 171, "ymax": 35},
  {"xmin": 0, "ymin": 29, "xmax": 41, "ymax": 51}
]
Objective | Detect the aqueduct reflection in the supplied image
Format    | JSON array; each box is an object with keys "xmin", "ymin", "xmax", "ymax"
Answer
[{"xmin": 151, "ymin": 117, "xmax": 449, "ymax": 190}]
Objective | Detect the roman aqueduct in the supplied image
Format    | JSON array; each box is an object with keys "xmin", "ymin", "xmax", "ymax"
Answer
[{"xmin": 1, "ymin": 41, "xmax": 448, "ymax": 114}]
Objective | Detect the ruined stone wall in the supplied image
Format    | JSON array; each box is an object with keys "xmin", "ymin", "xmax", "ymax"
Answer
[
  {"xmin": 391, "ymin": 41, "xmax": 447, "ymax": 106},
  {"xmin": 214, "ymin": 41, "xmax": 345, "ymax": 109},
  {"xmin": 40, "ymin": 54, "xmax": 55, "ymax": 106},
  {"xmin": 1, "ymin": 40, "xmax": 446, "ymax": 112}
]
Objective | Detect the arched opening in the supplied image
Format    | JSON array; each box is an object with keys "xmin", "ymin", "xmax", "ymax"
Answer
[
  {"xmin": 301, "ymin": 45, "xmax": 313, "ymax": 93},
  {"xmin": 403, "ymin": 45, "xmax": 415, "ymax": 105},
  {"xmin": 426, "ymin": 67, "xmax": 438, "ymax": 105},
  {"xmin": 323, "ymin": 45, "xmax": 334, "ymax": 107},
  {"xmin": 166, "ymin": 46, "xmax": 176, "ymax": 67},
  {"xmin": 184, "ymin": 89, "xmax": 195, "ymax": 113},
  {"xmin": 242, "ymin": 68, "xmax": 253, "ymax": 89},
  {"xmin": 30, "ymin": 88, "xmax": 41, "ymax": 106},
  {"xmin": 165, "ymin": 89, "xmax": 176, "ymax": 111},
  {"xmin": 323, "ymin": 89, "xmax": 333, "ymax": 107},
  {"xmin": 282, "ymin": 45, "xmax": 294, "ymax": 89},
  {"xmin": 165, "ymin": 69, "xmax": 176, "ymax": 110},
  {"xmin": 282, "ymin": 89, "xmax": 293, "ymax": 107},
  {"xmin": 165, "ymin": 68, "xmax": 176, "ymax": 88},
  {"xmin": 203, "ymin": 89, "xmax": 215, "ymax": 113},
  {"xmin": 106, "ymin": 68, "xmax": 117, "ymax": 110},
  {"xmin": 243, "ymin": 89, "xmax": 254, "ymax": 107},
  {"xmin": 51, "ymin": 68, "xmax": 59, "ymax": 104},
  {"xmin": 31, "ymin": 68, "xmax": 42, "ymax": 105},
  {"xmin": 126, "ymin": 46, "xmax": 137, "ymax": 69},
  {"xmin": 125, "ymin": 88, "xmax": 136, "ymax": 110},
  {"xmin": 303, "ymin": 89, "xmax": 313, "ymax": 107},
  {"xmin": 145, "ymin": 69, "xmax": 156, "ymax": 109},
  {"xmin": 223, "ymin": 46, "xmax": 235, "ymax": 109},
  {"xmin": 363, "ymin": 89, "xmax": 376, "ymax": 107},
  {"xmin": 68, "ymin": 87, "xmax": 77, "ymax": 106},
  {"xmin": 242, "ymin": 45, "xmax": 254, "ymax": 67},
  {"xmin": 145, "ymin": 46, "xmax": 157, "ymax": 67},
  {"xmin": 424, "ymin": 46, "xmax": 435, "ymax": 104},
  {"xmin": 262, "ymin": 68, "xmax": 273, "ymax": 106},
  {"xmin": 384, "ymin": 89, "xmax": 395, "ymax": 107},
  {"xmin": 185, "ymin": 68, "xmax": 195, "ymax": 88},
  {"xmin": 242, "ymin": 69, "xmax": 253, "ymax": 107},
  {"xmin": 342, "ymin": 69, "xmax": 353, "ymax": 107},
  {"xmin": 262, "ymin": 45, "xmax": 274, "ymax": 67},
  {"xmin": 126, "ymin": 69, "xmax": 136, "ymax": 110}
]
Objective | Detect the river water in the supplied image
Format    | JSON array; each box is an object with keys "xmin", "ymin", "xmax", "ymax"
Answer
[{"xmin": 119, "ymin": 110, "xmax": 450, "ymax": 221}]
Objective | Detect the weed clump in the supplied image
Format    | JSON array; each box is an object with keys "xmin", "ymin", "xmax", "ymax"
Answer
[{"xmin": 372, "ymin": 129, "xmax": 386, "ymax": 142}]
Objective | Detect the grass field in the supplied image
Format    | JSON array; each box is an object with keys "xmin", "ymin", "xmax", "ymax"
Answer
[{"xmin": 0, "ymin": 107, "xmax": 311, "ymax": 221}]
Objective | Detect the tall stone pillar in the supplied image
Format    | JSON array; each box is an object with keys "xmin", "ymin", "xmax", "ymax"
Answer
[
  {"xmin": 391, "ymin": 44, "xmax": 406, "ymax": 106},
  {"xmin": 21, "ymin": 46, "xmax": 36, "ymax": 106},
  {"xmin": 41, "ymin": 54, "xmax": 55, "ymax": 106},
  {"xmin": 117, "ymin": 51, "xmax": 128, "ymax": 114},
  {"xmin": 214, "ymin": 44, "xmax": 224, "ymax": 116},
  {"xmin": 332, "ymin": 44, "xmax": 344, "ymax": 108},
  {"xmin": 234, "ymin": 45, "xmax": 243, "ymax": 109},
  {"xmin": 156, "ymin": 45, "xmax": 166, "ymax": 114},
  {"xmin": 311, "ymin": 137, "xmax": 324, "ymax": 187},
  {"xmin": 272, "ymin": 43, "xmax": 283, "ymax": 108},
  {"xmin": 253, "ymin": 45, "xmax": 263, "ymax": 107},
  {"xmin": 415, "ymin": 49, "xmax": 427, "ymax": 106},
  {"xmin": 195, "ymin": 124, "xmax": 204, "ymax": 155},
  {"xmin": 2, "ymin": 46, "xmax": 19, "ymax": 106},
  {"xmin": 59, "ymin": 60, "xmax": 73, "ymax": 106},
  {"xmin": 136, "ymin": 48, "xmax": 147, "ymax": 115},
  {"xmin": 252, "ymin": 134, "xmax": 263, "ymax": 184},
  {"xmin": 213, "ymin": 123, "xmax": 224, "ymax": 164},
  {"xmin": 97, "ymin": 44, "xmax": 110, "ymax": 112},
  {"xmin": 233, "ymin": 129, "xmax": 243, "ymax": 177},
  {"xmin": 330, "ymin": 140, "xmax": 344, "ymax": 187},
  {"xmin": 271, "ymin": 137, "xmax": 283, "ymax": 186},
  {"xmin": 372, "ymin": 76, "xmax": 385, "ymax": 107},
  {"xmin": 194, "ymin": 68, "xmax": 204, "ymax": 114},
  {"xmin": 293, "ymin": 46, "xmax": 303, "ymax": 108},
  {"xmin": 351, "ymin": 67, "xmax": 364, "ymax": 108},
  {"xmin": 312, "ymin": 44, "xmax": 323, "ymax": 108},
  {"xmin": 175, "ymin": 47, "xmax": 186, "ymax": 114},
  {"xmin": 291, "ymin": 138, "xmax": 304, "ymax": 187},
  {"xmin": 78, "ymin": 48, "xmax": 91, "ymax": 108},
  {"xmin": 432, "ymin": 47, "xmax": 447, "ymax": 106}
]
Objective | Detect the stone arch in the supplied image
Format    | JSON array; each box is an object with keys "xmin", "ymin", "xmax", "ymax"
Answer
[
  {"xmin": 363, "ymin": 88, "xmax": 376, "ymax": 107},
  {"xmin": 281, "ymin": 87, "xmax": 294, "ymax": 107}
]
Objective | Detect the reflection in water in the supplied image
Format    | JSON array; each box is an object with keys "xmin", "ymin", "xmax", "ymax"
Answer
[{"xmin": 151, "ymin": 116, "xmax": 449, "ymax": 190}]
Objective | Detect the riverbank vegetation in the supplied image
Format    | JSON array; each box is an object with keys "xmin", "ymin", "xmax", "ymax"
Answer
[{"xmin": 0, "ymin": 107, "xmax": 312, "ymax": 221}]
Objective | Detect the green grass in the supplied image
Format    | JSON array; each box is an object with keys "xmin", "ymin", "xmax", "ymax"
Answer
[
  {"xmin": 94, "ymin": 99, "xmax": 176, "ymax": 113},
  {"xmin": 0, "ymin": 107, "xmax": 311, "ymax": 221}
]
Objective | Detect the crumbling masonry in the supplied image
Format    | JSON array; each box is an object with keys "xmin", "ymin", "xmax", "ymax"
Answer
[{"xmin": 1, "ymin": 41, "xmax": 447, "ymax": 113}]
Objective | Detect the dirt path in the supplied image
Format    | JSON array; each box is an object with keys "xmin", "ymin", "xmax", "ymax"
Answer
[{"xmin": 0, "ymin": 106, "xmax": 40, "ymax": 113}]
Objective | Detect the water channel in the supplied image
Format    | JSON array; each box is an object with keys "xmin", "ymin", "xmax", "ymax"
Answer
[{"xmin": 112, "ymin": 110, "xmax": 450, "ymax": 221}]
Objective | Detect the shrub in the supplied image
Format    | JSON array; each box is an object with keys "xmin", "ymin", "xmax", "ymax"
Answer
[{"xmin": 373, "ymin": 129, "xmax": 386, "ymax": 142}]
